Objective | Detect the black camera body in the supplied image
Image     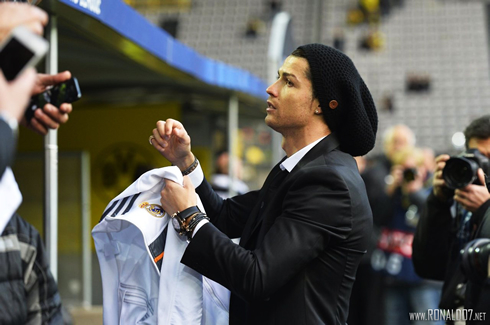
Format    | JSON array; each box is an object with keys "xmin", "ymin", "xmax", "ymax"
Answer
[
  {"xmin": 403, "ymin": 168, "xmax": 417, "ymax": 183},
  {"xmin": 442, "ymin": 149, "xmax": 490, "ymax": 190}
]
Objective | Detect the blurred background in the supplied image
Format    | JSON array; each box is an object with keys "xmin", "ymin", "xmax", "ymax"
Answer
[{"xmin": 11, "ymin": 0, "xmax": 490, "ymax": 323}]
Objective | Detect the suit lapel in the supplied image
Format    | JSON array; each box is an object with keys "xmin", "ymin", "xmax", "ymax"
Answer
[
  {"xmin": 289, "ymin": 133, "xmax": 340, "ymax": 175},
  {"xmin": 241, "ymin": 134, "xmax": 341, "ymax": 248}
]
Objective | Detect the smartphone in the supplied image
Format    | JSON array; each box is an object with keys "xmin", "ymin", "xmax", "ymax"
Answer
[
  {"xmin": 24, "ymin": 77, "xmax": 82, "ymax": 122},
  {"xmin": 0, "ymin": 26, "xmax": 49, "ymax": 81}
]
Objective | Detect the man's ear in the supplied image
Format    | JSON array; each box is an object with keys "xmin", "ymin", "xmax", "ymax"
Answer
[{"xmin": 313, "ymin": 98, "xmax": 322, "ymax": 114}]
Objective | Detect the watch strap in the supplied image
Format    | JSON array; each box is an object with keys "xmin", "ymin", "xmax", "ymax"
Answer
[{"xmin": 174, "ymin": 205, "xmax": 201, "ymax": 221}]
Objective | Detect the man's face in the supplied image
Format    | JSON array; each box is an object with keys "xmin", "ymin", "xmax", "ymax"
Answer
[
  {"xmin": 385, "ymin": 125, "xmax": 414, "ymax": 160},
  {"xmin": 265, "ymin": 55, "xmax": 320, "ymax": 134},
  {"xmin": 468, "ymin": 137, "xmax": 490, "ymax": 159}
]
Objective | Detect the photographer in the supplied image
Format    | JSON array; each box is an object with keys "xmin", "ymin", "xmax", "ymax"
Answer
[
  {"xmin": 413, "ymin": 115, "xmax": 490, "ymax": 323},
  {"xmin": 372, "ymin": 147, "xmax": 442, "ymax": 325}
]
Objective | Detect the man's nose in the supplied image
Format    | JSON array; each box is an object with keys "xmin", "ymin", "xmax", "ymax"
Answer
[{"xmin": 266, "ymin": 81, "xmax": 278, "ymax": 97}]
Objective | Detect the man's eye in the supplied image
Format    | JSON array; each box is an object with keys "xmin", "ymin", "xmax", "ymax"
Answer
[{"xmin": 286, "ymin": 79, "xmax": 293, "ymax": 86}]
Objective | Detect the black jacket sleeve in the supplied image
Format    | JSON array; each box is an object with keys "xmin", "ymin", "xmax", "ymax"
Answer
[
  {"xmin": 412, "ymin": 191, "xmax": 454, "ymax": 280},
  {"xmin": 196, "ymin": 176, "xmax": 261, "ymax": 239},
  {"xmin": 0, "ymin": 119, "xmax": 16, "ymax": 178}
]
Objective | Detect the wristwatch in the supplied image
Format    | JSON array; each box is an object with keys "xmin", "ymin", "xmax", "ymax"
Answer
[
  {"xmin": 171, "ymin": 206, "xmax": 201, "ymax": 236},
  {"xmin": 171, "ymin": 206, "xmax": 210, "ymax": 241}
]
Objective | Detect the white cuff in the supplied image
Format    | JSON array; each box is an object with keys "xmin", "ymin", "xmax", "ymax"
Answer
[
  {"xmin": 192, "ymin": 219, "xmax": 209, "ymax": 238},
  {"xmin": 187, "ymin": 160, "xmax": 204, "ymax": 188}
]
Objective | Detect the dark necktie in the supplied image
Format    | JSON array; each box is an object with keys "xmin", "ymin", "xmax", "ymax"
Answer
[
  {"xmin": 259, "ymin": 168, "xmax": 288, "ymax": 216},
  {"xmin": 241, "ymin": 167, "xmax": 289, "ymax": 247},
  {"xmin": 268, "ymin": 168, "xmax": 288, "ymax": 192}
]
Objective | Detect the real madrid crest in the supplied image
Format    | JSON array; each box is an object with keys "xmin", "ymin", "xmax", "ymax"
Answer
[{"xmin": 139, "ymin": 202, "xmax": 165, "ymax": 218}]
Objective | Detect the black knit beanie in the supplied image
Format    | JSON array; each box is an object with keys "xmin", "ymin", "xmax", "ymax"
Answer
[{"xmin": 297, "ymin": 44, "xmax": 378, "ymax": 156}]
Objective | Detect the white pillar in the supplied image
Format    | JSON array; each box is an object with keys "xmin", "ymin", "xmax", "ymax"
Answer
[{"xmin": 44, "ymin": 15, "xmax": 59, "ymax": 280}]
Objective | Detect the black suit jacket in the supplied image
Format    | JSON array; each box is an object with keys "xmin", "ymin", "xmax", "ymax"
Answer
[
  {"xmin": 0, "ymin": 119, "xmax": 16, "ymax": 178},
  {"xmin": 182, "ymin": 134, "xmax": 373, "ymax": 324}
]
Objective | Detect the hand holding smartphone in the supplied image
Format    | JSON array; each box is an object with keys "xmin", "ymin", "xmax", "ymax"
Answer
[
  {"xmin": 0, "ymin": 25, "xmax": 48, "ymax": 81},
  {"xmin": 24, "ymin": 77, "xmax": 82, "ymax": 122},
  {"xmin": 0, "ymin": 26, "xmax": 48, "ymax": 123}
]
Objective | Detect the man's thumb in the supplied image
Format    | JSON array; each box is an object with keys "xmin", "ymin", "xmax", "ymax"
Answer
[{"xmin": 478, "ymin": 168, "xmax": 486, "ymax": 186}]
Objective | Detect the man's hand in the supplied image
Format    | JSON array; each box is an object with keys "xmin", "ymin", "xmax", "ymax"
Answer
[
  {"xmin": 402, "ymin": 166, "xmax": 425, "ymax": 194},
  {"xmin": 454, "ymin": 169, "xmax": 490, "ymax": 212},
  {"xmin": 0, "ymin": 68, "xmax": 37, "ymax": 122},
  {"xmin": 386, "ymin": 164, "xmax": 403, "ymax": 196},
  {"xmin": 432, "ymin": 154, "xmax": 451, "ymax": 201},
  {"xmin": 0, "ymin": 3, "xmax": 48, "ymax": 42},
  {"xmin": 151, "ymin": 119, "xmax": 194, "ymax": 170},
  {"xmin": 160, "ymin": 176, "xmax": 197, "ymax": 217},
  {"xmin": 20, "ymin": 71, "xmax": 73, "ymax": 135}
]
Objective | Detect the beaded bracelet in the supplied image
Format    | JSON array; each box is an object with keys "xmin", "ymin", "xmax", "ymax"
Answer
[{"xmin": 182, "ymin": 157, "xmax": 199, "ymax": 176}]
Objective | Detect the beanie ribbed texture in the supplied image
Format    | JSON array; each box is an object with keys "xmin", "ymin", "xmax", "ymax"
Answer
[{"xmin": 297, "ymin": 44, "xmax": 378, "ymax": 156}]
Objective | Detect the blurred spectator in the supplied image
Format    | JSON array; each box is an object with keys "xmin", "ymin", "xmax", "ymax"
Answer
[
  {"xmin": 346, "ymin": 6, "xmax": 365, "ymax": 26},
  {"xmin": 210, "ymin": 151, "xmax": 249, "ymax": 198},
  {"xmin": 333, "ymin": 27, "xmax": 345, "ymax": 52},
  {"xmin": 267, "ymin": 0, "xmax": 282, "ymax": 19},
  {"xmin": 379, "ymin": 0, "xmax": 392, "ymax": 16},
  {"xmin": 413, "ymin": 115, "xmax": 490, "ymax": 322},
  {"xmin": 359, "ymin": 0, "xmax": 381, "ymax": 24},
  {"xmin": 359, "ymin": 28, "xmax": 385, "ymax": 52},
  {"xmin": 348, "ymin": 124, "xmax": 416, "ymax": 325},
  {"xmin": 381, "ymin": 93, "xmax": 395, "ymax": 114},
  {"xmin": 373, "ymin": 147, "xmax": 443, "ymax": 325},
  {"xmin": 245, "ymin": 18, "xmax": 264, "ymax": 38},
  {"xmin": 406, "ymin": 73, "xmax": 431, "ymax": 93}
]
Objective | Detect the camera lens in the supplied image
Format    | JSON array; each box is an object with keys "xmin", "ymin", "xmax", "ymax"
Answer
[
  {"xmin": 403, "ymin": 168, "xmax": 416, "ymax": 183},
  {"xmin": 461, "ymin": 238, "xmax": 490, "ymax": 282},
  {"xmin": 442, "ymin": 157, "xmax": 479, "ymax": 189}
]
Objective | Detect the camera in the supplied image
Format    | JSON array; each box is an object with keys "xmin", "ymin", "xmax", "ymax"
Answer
[
  {"xmin": 403, "ymin": 168, "xmax": 417, "ymax": 183},
  {"xmin": 461, "ymin": 238, "xmax": 490, "ymax": 282},
  {"xmin": 442, "ymin": 149, "xmax": 490, "ymax": 189}
]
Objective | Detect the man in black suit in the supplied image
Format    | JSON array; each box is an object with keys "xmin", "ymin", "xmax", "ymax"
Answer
[{"xmin": 151, "ymin": 44, "xmax": 378, "ymax": 324}]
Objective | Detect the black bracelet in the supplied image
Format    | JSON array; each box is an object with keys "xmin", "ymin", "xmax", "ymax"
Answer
[
  {"xmin": 182, "ymin": 157, "xmax": 199, "ymax": 176},
  {"xmin": 175, "ymin": 206, "xmax": 201, "ymax": 220},
  {"xmin": 186, "ymin": 213, "xmax": 210, "ymax": 241}
]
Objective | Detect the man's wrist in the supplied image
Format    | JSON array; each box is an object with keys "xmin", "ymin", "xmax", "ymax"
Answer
[
  {"xmin": 181, "ymin": 157, "xmax": 199, "ymax": 176},
  {"xmin": 175, "ymin": 154, "xmax": 195, "ymax": 172},
  {"xmin": 0, "ymin": 112, "xmax": 18, "ymax": 135}
]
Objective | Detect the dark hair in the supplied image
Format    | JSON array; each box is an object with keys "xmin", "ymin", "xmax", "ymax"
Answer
[
  {"xmin": 290, "ymin": 48, "xmax": 316, "ymax": 99},
  {"xmin": 464, "ymin": 115, "xmax": 490, "ymax": 148}
]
